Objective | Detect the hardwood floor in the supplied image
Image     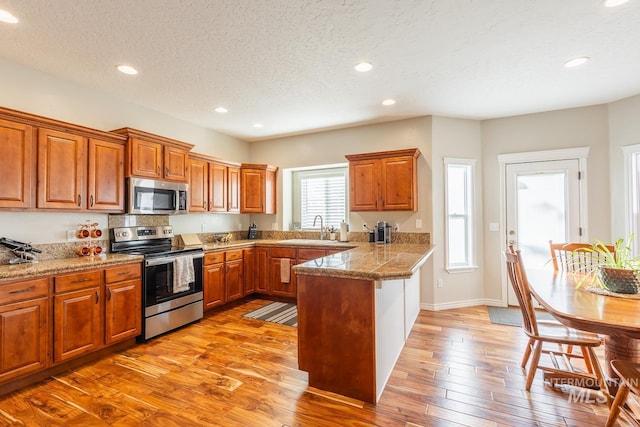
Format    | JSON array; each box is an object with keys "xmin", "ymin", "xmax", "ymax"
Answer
[{"xmin": 0, "ymin": 299, "xmax": 631, "ymax": 426}]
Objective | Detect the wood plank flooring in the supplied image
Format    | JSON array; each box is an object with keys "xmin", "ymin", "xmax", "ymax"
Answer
[{"xmin": 0, "ymin": 299, "xmax": 633, "ymax": 426}]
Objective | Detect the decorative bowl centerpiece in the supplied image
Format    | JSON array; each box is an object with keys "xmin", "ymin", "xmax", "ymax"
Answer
[{"xmin": 576, "ymin": 235, "xmax": 640, "ymax": 294}]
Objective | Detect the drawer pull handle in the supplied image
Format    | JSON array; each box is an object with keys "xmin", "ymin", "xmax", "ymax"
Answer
[
  {"xmin": 9, "ymin": 286, "xmax": 35, "ymax": 294},
  {"xmin": 71, "ymin": 278, "xmax": 90, "ymax": 284},
  {"xmin": 107, "ymin": 288, "xmax": 112, "ymax": 300},
  {"xmin": 95, "ymin": 291, "xmax": 99, "ymax": 304},
  {"xmin": 117, "ymin": 271, "xmax": 130, "ymax": 275}
]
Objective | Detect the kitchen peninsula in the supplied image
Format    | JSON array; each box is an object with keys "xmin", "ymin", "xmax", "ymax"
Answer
[{"xmin": 294, "ymin": 242, "xmax": 434, "ymax": 404}]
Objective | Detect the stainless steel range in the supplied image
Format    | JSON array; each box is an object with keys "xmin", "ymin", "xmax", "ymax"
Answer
[{"xmin": 110, "ymin": 225, "xmax": 204, "ymax": 340}]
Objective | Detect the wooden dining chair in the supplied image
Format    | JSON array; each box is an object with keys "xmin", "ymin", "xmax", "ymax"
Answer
[
  {"xmin": 606, "ymin": 360, "xmax": 640, "ymax": 426},
  {"xmin": 549, "ymin": 241, "xmax": 616, "ymax": 273},
  {"xmin": 504, "ymin": 246, "xmax": 609, "ymax": 395}
]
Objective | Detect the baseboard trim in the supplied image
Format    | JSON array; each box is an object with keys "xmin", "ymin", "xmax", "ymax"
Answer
[{"xmin": 421, "ymin": 298, "xmax": 504, "ymax": 311}]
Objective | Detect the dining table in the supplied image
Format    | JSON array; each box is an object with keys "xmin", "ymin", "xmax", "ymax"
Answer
[{"xmin": 527, "ymin": 268, "xmax": 640, "ymax": 378}]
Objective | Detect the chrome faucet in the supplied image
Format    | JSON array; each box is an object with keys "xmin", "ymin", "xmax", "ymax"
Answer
[{"xmin": 313, "ymin": 215, "xmax": 324, "ymax": 240}]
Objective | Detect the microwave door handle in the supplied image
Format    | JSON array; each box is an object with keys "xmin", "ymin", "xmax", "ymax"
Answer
[{"xmin": 175, "ymin": 190, "xmax": 179, "ymax": 214}]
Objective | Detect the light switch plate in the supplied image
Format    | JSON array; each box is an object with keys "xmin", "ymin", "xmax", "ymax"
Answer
[{"xmin": 489, "ymin": 222, "xmax": 500, "ymax": 232}]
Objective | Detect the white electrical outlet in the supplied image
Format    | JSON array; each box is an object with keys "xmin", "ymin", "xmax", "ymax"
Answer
[
  {"xmin": 415, "ymin": 219, "xmax": 422, "ymax": 229},
  {"xmin": 437, "ymin": 278, "xmax": 444, "ymax": 288},
  {"xmin": 394, "ymin": 223, "xmax": 399, "ymax": 232},
  {"xmin": 363, "ymin": 223, "xmax": 367, "ymax": 230},
  {"xmin": 201, "ymin": 224, "xmax": 207, "ymax": 232},
  {"xmin": 67, "ymin": 230, "xmax": 76, "ymax": 241}
]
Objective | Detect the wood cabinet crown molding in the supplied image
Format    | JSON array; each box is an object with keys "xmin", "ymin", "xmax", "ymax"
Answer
[
  {"xmin": 111, "ymin": 127, "xmax": 194, "ymax": 151},
  {"xmin": 189, "ymin": 152, "xmax": 240, "ymax": 167},
  {"xmin": 0, "ymin": 106, "xmax": 126, "ymax": 144},
  {"xmin": 344, "ymin": 148, "xmax": 421, "ymax": 162}
]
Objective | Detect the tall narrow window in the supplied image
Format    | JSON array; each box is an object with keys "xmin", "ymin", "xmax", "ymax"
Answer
[
  {"xmin": 624, "ymin": 144, "xmax": 640, "ymax": 255},
  {"xmin": 292, "ymin": 166, "xmax": 347, "ymax": 229},
  {"xmin": 445, "ymin": 158, "xmax": 477, "ymax": 271}
]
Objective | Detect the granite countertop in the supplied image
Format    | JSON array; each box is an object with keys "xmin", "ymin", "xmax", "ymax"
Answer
[
  {"xmin": 0, "ymin": 253, "xmax": 144, "ymax": 283},
  {"xmin": 0, "ymin": 239, "xmax": 433, "ymax": 284},
  {"xmin": 293, "ymin": 243, "xmax": 434, "ymax": 281}
]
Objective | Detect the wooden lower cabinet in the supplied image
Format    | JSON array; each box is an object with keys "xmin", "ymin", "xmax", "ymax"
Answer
[
  {"xmin": 0, "ymin": 278, "xmax": 49, "ymax": 382},
  {"xmin": 53, "ymin": 264, "xmax": 141, "ymax": 364},
  {"xmin": 225, "ymin": 250, "xmax": 244, "ymax": 302},
  {"xmin": 269, "ymin": 247, "xmax": 297, "ymax": 298},
  {"xmin": 256, "ymin": 247, "xmax": 269, "ymax": 293},
  {"xmin": 104, "ymin": 264, "xmax": 142, "ymax": 345},
  {"xmin": 53, "ymin": 285, "xmax": 102, "ymax": 363},
  {"xmin": 204, "ymin": 252, "xmax": 225, "ymax": 310},
  {"xmin": 243, "ymin": 248, "xmax": 256, "ymax": 295}
]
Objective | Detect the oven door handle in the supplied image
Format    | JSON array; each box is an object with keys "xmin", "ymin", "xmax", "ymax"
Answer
[{"xmin": 145, "ymin": 252, "xmax": 204, "ymax": 267}]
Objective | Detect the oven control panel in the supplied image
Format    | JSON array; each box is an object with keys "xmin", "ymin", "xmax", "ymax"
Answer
[{"xmin": 111, "ymin": 226, "xmax": 174, "ymax": 242}]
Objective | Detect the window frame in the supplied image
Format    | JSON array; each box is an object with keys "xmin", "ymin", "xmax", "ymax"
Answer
[
  {"xmin": 291, "ymin": 164, "xmax": 348, "ymax": 231},
  {"xmin": 623, "ymin": 144, "xmax": 640, "ymax": 256},
  {"xmin": 444, "ymin": 158, "xmax": 478, "ymax": 273}
]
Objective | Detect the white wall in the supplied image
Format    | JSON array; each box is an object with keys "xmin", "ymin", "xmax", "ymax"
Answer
[
  {"xmin": 429, "ymin": 116, "xmax": 485, "ymax": 309},
  {"xmin": 0, "ymin": 58, "xmax": 251, "ymax": 243},
  {"xmin": 608, "ymin": 94, "xmax": 640, "ymax": 240},
  {"xmin": 249, "ymin": 117, "xmax": 434, "ymax": 235},
  {"xmin": 481, "ymin": 105, "xmax": 611, "ymax": 302}
]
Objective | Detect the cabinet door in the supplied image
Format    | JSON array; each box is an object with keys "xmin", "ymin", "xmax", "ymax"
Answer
[
  {"xmin": 380, "ymin": 155, "xmax": 417, "ymax": 211},
  {"xmin": 0, "ymin": 118, "xmax": 34, "ymax": 208},
  {"xmin": 105, "ymin": 279, "xmax": 141, "ymax": 345},
  {"xmin": 130, "ymin": 137, "xmax": 162, "ymax": 179},
  {"xmin": 243, "ymin": 248, "xmax": 256, "ymax": 295},
  {"xmin": 204, "ymin": 263, "xmax": 225, "ymax": 310},
  {"xmin": 209, "ymin": 162, "xmax": 228, "ymax": 212},
  {"xmin": 240, "ymin": 168, "xmax": 264, "ymax": 213},
  {"xmin": 256, "ymin": 247, "xmax": 269, "ymax": 293},
  {"xmin": 164, "ymin": 146, "xmax": 189, "ymax": 182},
  {"xmin": 269, "ymin": 256, "xmax": 296, "ymax": 298},
  {"xmin": 88, "ymin": 139, "xmax": 125, "ymax": 212},
  {"xmin": 188, "ymin": 158, "xmax": 208, "ymax": 212},
  {"xmin": 37, "ymin": 129, "xmax": 86, "ymax": 209},
  {"xmin": 53, "ymin": 286, "xmax": 102, "ymax": 363},
  {"xmin": 225, "ymin": 259, "xmax": 244, "ymax": 302},
  {"xmin": 0, "ymin": 297, "xmax": 48, "ymax": 382},
  {"xmin": 227, "ymin": 166, "xmax": 241, "ymax": 213},
  {"xmin": 349, "ymin": 159, "xmax": 379, "ymax": 211}
]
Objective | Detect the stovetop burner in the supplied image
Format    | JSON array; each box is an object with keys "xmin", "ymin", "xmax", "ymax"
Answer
[{"xmin": 109, "ymin": 225, "xmax": 202, "ymax": 258}]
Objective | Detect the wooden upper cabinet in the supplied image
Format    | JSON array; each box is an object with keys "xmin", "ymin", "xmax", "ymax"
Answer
[
  {"xmin": 346, "ymin": 148, "xmax": 420, "ymax": 212},
  {"xmin": 112, "ymin": 128, "xmax": 194, "ymax": 183},
  {"xmin": 241, "ymin": 164, "xmax": 278, "ymax": 214},
  {"xmin": 188, "ymin": 157, "xmax": 208, "ymax": 212},
  {"xmin": 164, "ymin": 145, "xmax": 189, "ymax": 182},
  {"xmin": 37, "ymin": 129, "xmax": 86, "ymax": 210},
  {"xmin": 0, "ymin": 118, "xmax": 34, "ymax": 209},
  {"xmin": 129, "ymin": 137, "xmax": 162, "ymax": 179},
  {"xmin": 209, "ymin": 162, "xmax": 228, "ymax": 212},
  {"xmin": 227, "ymin": 166, "xmax": 241, "ymax": 213},
  {"xmin": 348, "ymin": 159, "xmax": 379, "ymax": 211},
  {"xmin": 88, "ymin": 139, "xmax": 125, "ymax": 211}
]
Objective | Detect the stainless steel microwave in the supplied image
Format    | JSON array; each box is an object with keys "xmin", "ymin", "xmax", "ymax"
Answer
[{"xmin": 127, "ymin": 177, "xmax": 188, "ymax": 215}]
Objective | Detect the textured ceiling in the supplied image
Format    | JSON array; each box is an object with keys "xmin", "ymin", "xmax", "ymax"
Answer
[{"xmin": 0, "ymin": 0, "xmax": 639, "ymax": 141}]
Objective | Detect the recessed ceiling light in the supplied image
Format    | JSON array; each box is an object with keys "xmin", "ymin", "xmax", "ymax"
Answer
[
  {"xmin": 604, "ymin": 0, "xmax": 629, "ymax": 7},
  {"xmin": 382, "ymin": 99, "xmax": 396, "ymax": 106},
  {"xmin": 253, "ymin": 123, "xmax": 264, "ymax": 128},
  {"xmin": 214, "ymin": 107, "xmax": 228, "ymax": 113},
  {"xmin": 564, "ymin": 57, "xmax": 590, "ymax": 68},
  {"xmin": 0, "ymin": 9, "xmax": 18, "ymax": 24},
  {"xmin": 354, "ymin": 62, "xmax": 373, "ymax": 72},
  {"xmin": 116, "ymin": 65, "xmax": 138, "ymax": 75}
]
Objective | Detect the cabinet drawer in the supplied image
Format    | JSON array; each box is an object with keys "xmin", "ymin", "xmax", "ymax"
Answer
[
  {"xmin": 225, "ymin": 249, "xmax": 243, "ymax": 261},
  {"xmin": 105, "ymin": 263, "xmax": 141, "ymax": 283},
  {"xmin": 0, "ymin": 277, "xmax": 49, "ymax": 304},
  {"xmin": 55, "ymin": 270, "xmax": 103, "ymax": 293},
  {"xmin": 297, "ymin": 249, "xmax": 327, "ymax": 261},
  {"xmin": 204, "ymin": 252, "xmax": 224, "ymax": 265},
  {"xmin": 269, "ymin": 247, "xmax": 297, "ymax": 258}
]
